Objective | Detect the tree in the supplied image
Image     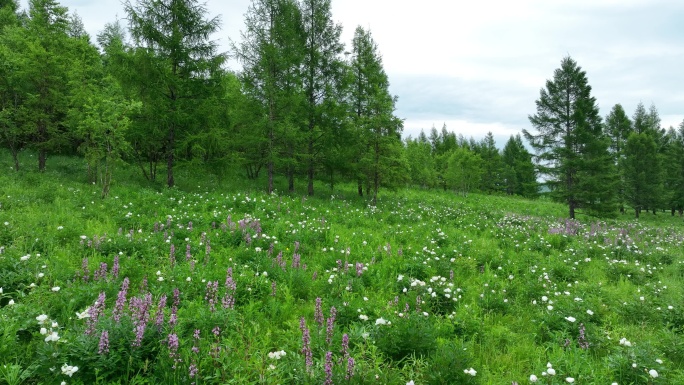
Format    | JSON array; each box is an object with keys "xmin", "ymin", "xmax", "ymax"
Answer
[
  {"xmin": 502, "ymin": 134, "xmax": 537, "ymax": 198},
  {"xmin": 21, "ymin": 0, "xmax": 72, "ymax": 171},
  {"xmin": 300, "ymin": 0, "xmax": 344, "ymax": 196},
  {"xmin": 72, "ymin": 76, "xmax": 141, "ymax": 197},
  {"xmin": 523, "ymin": 56, "xmax": 616, "ymax": 218},
  {"xmin": 475, "ymin": 131, "xmax": 503, "ymax": 194},
  {"xmin": 124, "ymin": 0, "xmax": 226, "ymax": 187},
  {"xmin": 623, "ymin": 132, "xmax": 660, "ymax": 218},
  {"xmin": 445, "ymin": 147, "xmax": 483, "ymax": 196},
  {"xmin": 604, "ymin": 104, "xmax": 632, "ymax": 213},
  {"xmin": 236, "ymin": 0, "xmax": 305, "ymax": 194},
  {"xmin": 348, "ymin": 26, "xmax": 404, "ymax": 204},
  {"xmin": 405, "ymin": 136, "xmax": 435, "ymax": 188}
]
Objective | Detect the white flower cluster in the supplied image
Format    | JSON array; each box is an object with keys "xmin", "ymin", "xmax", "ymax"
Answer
[
  {"xmin": 37, "ymin": 314, "xmax": 61, "ymax": 342},
  {"xmin": 61, "ymin": 363, "xmax": 79, "ymax": 377},
  {"xmin": 267, "ymin": 350, "xmax": 286, "ymax": 360}
]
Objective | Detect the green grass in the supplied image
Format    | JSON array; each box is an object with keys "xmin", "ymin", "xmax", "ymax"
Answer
[{"xmin": 1, "ymin": 150, "xmax": 684, "ymax": 384}]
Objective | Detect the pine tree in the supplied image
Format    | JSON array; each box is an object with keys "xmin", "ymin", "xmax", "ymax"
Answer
[{"xmin": 523, "ymin": 56, "xmax": 616, "ymax": 218}]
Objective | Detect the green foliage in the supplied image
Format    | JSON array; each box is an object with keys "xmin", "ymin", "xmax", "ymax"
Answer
[
  {"xmin": 524, "ymin": 56, "xmax": 617, "ymax": 218},
  {"xmin": 445, "ymin": 147, "xmax": 483, "ymax": 196}
]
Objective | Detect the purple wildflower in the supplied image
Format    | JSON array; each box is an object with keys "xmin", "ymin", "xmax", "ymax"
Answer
[
  {"xmin": 324, "ymin": 351, "xmax": 333, "ymax": 385},
  {"xmin": 98, "ymin": 330, "xmax": 109, "ymax": 355},
  {"xmin": 315, "ymin": 297, "xmax": 324, "ymax": 328},
  {"xmin": 113, "ymin": 277, "xmax": 129, "ymax": 322}
]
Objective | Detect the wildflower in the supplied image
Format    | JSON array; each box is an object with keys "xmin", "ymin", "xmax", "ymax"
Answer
[
  {"xmin": 565, "ymin": 316, "xmax": 576, "ymax": 322},
  {"xmin": 52, "ymin": 287, "xmax": 60, "ymax": 292},
  {"xmin": 656, "ymin": 359, "xmax": 663, "ymax": 364},
  {"xmin": 40, "ymin": 327, "xmax": 48, "ymax": 335},
  {"xmin": 649, "ymin": 369, "xmax": 658, "ymax": 378},
  {"xmin": 359, "ymin": 314, "xmax": 368, "ymax": 321},
  {"xmin": 547, "ymin": 368, "xmax": 556, "ymax": 376},
  {"xmin": 464, "ymin": 367, "xmax": 477, "ymax": 376},
  {"xmin": 407, "ymin": 381, "xmax": 415, "ymax": 385},
  {"xmin": 8, "ymin": 299, "xmax": 14, "ymax": 305},
  {"xmin": 76, "ymin": 308, "xmax": 91, "ymax": 320},
  {"xmin": 36, "ymin": 314, "xmax": 49, "ymax": 324},
  {"xmin": 99, "ymin": 330, "xmax": 110, "ymax": 355},
  {"xmin": 268, "ymin": 350, "xmax": 287, "ymax": 359},
  {"xmin": 45, "ymin": 331, "xmax": 60, "ymax": 342},
  {"xmin": 61, "ymin": 364, "xmax": 78, "ymax": 377},
  {"xmin": 619, "ymin": 338, "xmax": 632, "ymax": 347},
  {"xmin": 586, "ymin": 309, "xmax": 594, "ymax": 315},
  {"xmin": 530, "ymin": 374, "xmax": 538, "ymax": 382},
  {"xmin": 566, "ymin": 378, "xmax": 575, "ymax": 383},
  {"xmin": 375, "ymin": 317, "xmax": 388, "ymax": 326}
]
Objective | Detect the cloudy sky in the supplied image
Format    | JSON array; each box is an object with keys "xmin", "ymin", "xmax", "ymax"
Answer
[{"xmin": 18, "ymin": 0, "xmax": 684, "ymax": 146}]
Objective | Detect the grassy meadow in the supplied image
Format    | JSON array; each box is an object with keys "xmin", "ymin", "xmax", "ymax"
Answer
[{"xmin": 1, "ymin": 151, "xmax": 684, "ymax": 385}]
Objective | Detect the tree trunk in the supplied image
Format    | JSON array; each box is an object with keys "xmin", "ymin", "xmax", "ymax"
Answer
[
  {"xmin": 38, "ymin": 148, "xmax": 46, "ymax": 171},
  {"xmin": 11, "ymin": 149, "xmax": 19, "ymax": 172},
  {"xmin": 635, "ymin": 207, "xmax": 640, "ymax": 219},
  {"xmin": 267, "ymin": 160, "xmax": 274, "ymax": 195},
  {"xmin": 167, "ymin": 125, "xmax": 175, "ymax": 188},
  {"xmin": 357, "ymin": 180, "xmax": 363, "ymax": 196},
  {"xmin": 307, "ymin": 138, "xmax": 314, "ymax": 196},
  {"xmin": 569, "ymin": 202, "xmax": 576, "ymax": 219}
]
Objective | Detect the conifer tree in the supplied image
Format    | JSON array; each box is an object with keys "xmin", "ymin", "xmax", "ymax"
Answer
[
  {"xmin": 604, "ymin": 104, "xmax": 632, "ymax": 213},
  {"xmin": 524, "ymin": 56, "xmax": 616, "ymax": 218},
  {"xmin": 502, "ymin": 134, "xmax": 537, "ymax": 198},
  {"xmin": 300, "ymin": 0, "xmax": 344, "ymax": 196},
  {"xmin": 124, "ymin": 0, "xmax": 226, "ymax": 187},
  {"xmin": 348, "ymin": 26, "xmax": 404, "ymax": 204},
  {"xmin": 236, "ymin": 0, "xmax": 305, "ymax": 194}
]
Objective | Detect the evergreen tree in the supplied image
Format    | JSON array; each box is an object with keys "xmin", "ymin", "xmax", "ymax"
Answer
[
  {"xmin": 624, "ymin": 132, "xmax": 660, "ymax": 218},
  {"xmin": 124, "ymin": 0, "xmax": 226, "ymax": 187},
  {"xmin": 604, "ymin": 104, "xmax": 632, "ymax": 213},
  {"xmin": 523, "ymin": 56, "xmax": 616, "ymax": 218},
  {"xmin": 475, "ymin": 131, "xmax": 503, "ymax": 194},
  {"xmin": 502, "ymin": 134, "xmax": 537, "ymax": 198}
]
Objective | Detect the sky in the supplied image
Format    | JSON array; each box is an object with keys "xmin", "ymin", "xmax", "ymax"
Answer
[{"xmin": 18, "ymin": 0, "xmax": 684, "ymax": 146}]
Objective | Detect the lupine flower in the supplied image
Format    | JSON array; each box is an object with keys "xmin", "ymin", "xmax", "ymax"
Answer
[
  {"xmin": 314, "ymin": 298, "xmax": 324, "ymax": 328},
  {"xmin": 98, "ymin": 330, "xmax": 110, "ymax": 354},
  {"xmin": 113, "ymin": 278, "xmax": 129, "ymax": 323},
  {"xmin": 324, "ymin": 351, "xmax": 333, "ymax": 385},
  {"xmin": 300, "ymin": 318, "xmax": 313, "ymax": 372}
]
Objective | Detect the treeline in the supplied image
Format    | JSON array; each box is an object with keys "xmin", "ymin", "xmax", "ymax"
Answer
[
  {"xmin": 0, "ymin": 0, "xmax": 535, "ymax": 204},
  {"xmin": 524, "ymin": 56, "xmax": 684, "ymax": 219},
  {"xmin": 2, "ymin": 1, "xmax": 683, "ymax": 218}
]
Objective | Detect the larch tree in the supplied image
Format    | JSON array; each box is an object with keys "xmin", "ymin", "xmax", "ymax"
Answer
[
  {"xmin": 348, "ymin": 26, "xmax": 404, "ymax": 204},
  {"xmin": 604, "ymin": 103, "xmax": 632, "ymax": 213},
  {"xmin": 236, "ymin": 0, "xmax": 305, "ymax": 194},
  {"xmin": 124, "ymin": 0, "xmax": 226, "ymax": 187},
  {"xmin": 623, "ymin": 132, "xmax": 659, "ymax": 218},
  {"xmin": 524, "ymin": 56, "xmax": 616, "ymax": 218},
  {"xmin": 300, "ymin": 0, "xmax": 344, "ymax": 196}
]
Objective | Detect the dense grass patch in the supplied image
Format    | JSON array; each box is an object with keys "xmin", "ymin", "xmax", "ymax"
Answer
[{"xmin": 1, "ymin": 151, "xmax": 684, "ymax": 384}]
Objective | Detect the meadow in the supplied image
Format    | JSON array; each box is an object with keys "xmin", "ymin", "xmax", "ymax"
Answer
[{"xmin": 1, "ymin": 151, "xmax": 683, "ymax": 385}]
